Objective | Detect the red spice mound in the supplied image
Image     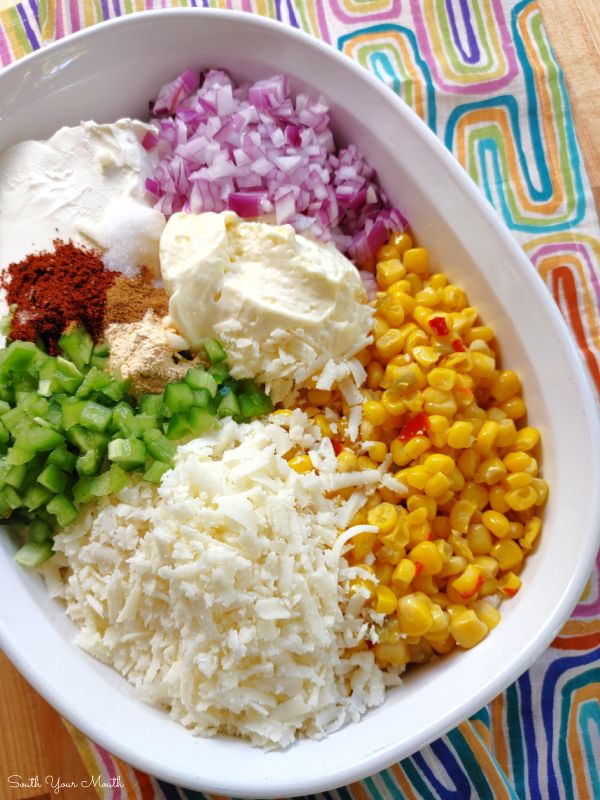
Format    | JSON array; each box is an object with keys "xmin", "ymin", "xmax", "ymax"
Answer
[{"xmin": 1, "ymin": 240, "xmax": 116, "ymax": 354}]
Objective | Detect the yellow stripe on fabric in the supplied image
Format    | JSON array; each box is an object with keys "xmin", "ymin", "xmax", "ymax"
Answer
[
  {"xmin": 459, "ymin": 720, "xmax": 514, "ymax": 800},
  {"xmin": 62, "ymin": 721, "xmax": 107, "ymax": 799}
]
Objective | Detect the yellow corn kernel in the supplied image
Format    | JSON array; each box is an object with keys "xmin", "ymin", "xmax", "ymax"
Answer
[
  {"xmin": 375, "ymin": 329, "xmax": 405, "ymax": 360},
  {"xmin": 407, "ymin": 494, "xmax": 437, "ymax": 520},
  {"xmin": 472, "ymin": 555, "xmax": 499, "ymax": 579},
  {"xmin": 489, "ymin": 485, "xmax": 510, "ymax": 513},
  {"xmin": 446, "ymin": 420, "xmax": 474, "ymax": 449},
  {"xmin": 530, "ymin": 478, "xmax": 549, "ymax": 506},
  {"xmin": 407, "ymin": 506, "xmax": 428, "ymax": 527},
  {"xmin": 481, "ymin": 510, "xmax": 510, "ymax": 539},
  {"xmin": 490, "ymin": 370, "xmax": 521, "ymax": 401},
  {"xmin": 414, "ymin": 286, "xmax": 444, "ymax": 308},
  {"xmin": 405, "ymin": 274, "xmax": 423, "ymax": 296},
  {"xmin": 478, "ymin": 577, "xmax": 498, "ymax": 597},
  {"xmin": 487, "ymin": 406, "xmax": 507, "ymax": 423},
  {"xmin": 475, "ymin": 420, "xmax": 499, "ymax": 454},
  {"xmin": 365, "ymin": 491, "xmax": 382, "ymax": 510},
  {"xmin": 405, "ymin": 328, "xmax": 430, "ymax": 352},
  {"xmin": 409, "ymin": 540, "xmax": 444, "ymax": 575},
  {"xmin": 367, "ymin": 442, "xmax": 387, "ymax": 463},
  {"xmin": 425, "ymin": 472, "xmax": 452, "ymax": 499},
  {"xmin": 412, "ymin": 574, "xmax": 438, "ymax": 595},
  {"xmin": 376, "ymin": 258, "xmax": 406, "ymax": 288},
  {"xmin": 372, "ymin": 314, "xmax": 390, "ymax": 340},
  {"xmin": 467, "ymin": 523, "xmax": 493, "ymax": 555},
  {"xmin": 363, "ymin": 400, "xmax": 388, "ymax": 426},
  {"xmin": 391, "ymin": 231, "xmax": 413, "ymax": 255},
  {"xmin": 469, "ymin": 351, "xmax": 496, "ymax": 379},
  {"xmin": 313, "ymin": 414, "xmax": 332, "ymax": 438},
  {"xmin": 449, "ymin": 499, "xmax": 477, "ymax": 534},
  {"xmin": 405, "ymin": 465, "xmax": 430, "ymax": 491},
  {"xmin": 412, "ymin": 305, "xmax": 433, "ymax": 331},
  {"xmin": 374, "ymin": 562, "xmax": 394, "ymax": 584},
  {"xmin": 373, "ymin": 585, "xmax": 398, "ymax": 615},
  {"xmin": 499, "ymin": 396, "xmax": 527, "ymax": 419},
  {"xmin": 427, "ymin": 415, "xmax": 449, "ymax": 448},
  {"xmin": 472, "ymin": 600, "xmax": 501, "ymax": 631},
  {"xmin": 449, "ymin": 564, "xmax": 484, "ymax": 600},
  {"xmin": 404, "ymin": 435, "xmax": 432, "ymax": 461},
  {"xmin": 366, "ymin": 361, "xmax": 385, "ymax": 390},
  {"xmin": 288, "ymin": 455, "xmax": 313, "ymax": 473},
  {"xmin": 397, "ymin": 593, "xmax": 433, "ymax": 635},
  {"xmin": 460, "ymin": 482, "xmax": 489, "ymax": 511},
  {"xmin": 504, "ymin": 471, "xmax": 532, "ymax": 491},
  {"xmin": 412, "ymin": 345, "xmax": 441, "ymax": 369},
  {"xmin": 430, "ymin": 635, "xmax": 456, "ymax": 654},
  {"xmin": 515, "ymin": 426, "xmax": 540, "ymax": 451},
  {"xmin": 337, "ymin": 449, "xmax": 358, "ymax": 472},
  {"xmin": 450, "ymin": 609, "xmax": 488, "ymax": 648},
  {"xmin": 494, "ymin": 418, "xmax": 517, "ymax": 448},
  {"xmin": 520, "ymin": 517, "xmax": 542, "ymax": 551},
  {"xmin": 491, "ymin": 540, "xmax": 524, "ymax": 571},
  {"xmin": 381, "ymin": 362, "xmax": 426, "ymax": 391},
  {"xmin": 373, "ymin": 639, "xmax": 410, "ymax": 667},
  {"xmin": 427, "ymin": 603, "xmax": 450, "ymax": 634},
  {"xmin": 422, "ymin": 454, "xmax": 455, "ymax": 477},
  {"xmin": 498, "ymin": 571, "xmax": 522, "ymax": 598},
  {"xmin": 350, "ymin": 563, "xmax": 376, "ymax": 597},
  {"xmin": 476, "ymin": 457, "xmax": 507, "ymax": 485},
  {"xmin": 422, "ymin": 386, "xmax": 458, "ymax": 418},
  {"xmin": 353, "ymin": 531, "xmax": 377, "ymax": 561},
  {"xmin": 439, "ymin": 555, "xmax": 467, "ymax": 578},
  {"xmin": 507, "ymin": 521, "xmax": 524, "ymax": 540},
  {"xmin": 367, "ymin": 502, "xmax": 399, "ymax": 535},
  {"xmin": 503, "ymin": 451, "xmax": 534, "ymax": 473},
  {"xmin": 376, "ymin": 243, "xmax": 399, "ymax": 262},
  {"xmin": 382, "ymin": 389, "xmax": 408, "ymax": 418},
  {"xmin": 356, "ymin": 455, "xmax": 376, "ymax": 471},
  {"xmin": 442, "ymin": 284, "xmax": 467, "ymax": 310},
  {"xmin": 504, "ymin": 486, "xmax": 538, "ymax": 512},
  {"xmin": 379, "ymin": 300, "xmax": 406, "ymax": 328},
  {"xmin": 427, "ymin": 367, "xmax": 456, "ymax": 392},
  {"xmin": 465, "ymin": 325, "xmax": 495, "ymax": 344},
  {"xmin": 403, "ymin": 247, "xmax": 429, "ymax": 276},
  {"xmin": 392, "ymin": 558, "xmax": 417, "ymax": 588}
]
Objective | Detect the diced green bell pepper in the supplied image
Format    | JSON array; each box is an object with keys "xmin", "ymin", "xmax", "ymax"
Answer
[{"xmin": 14, "ymin": 540, "xmax": 53, "ymax": 567}]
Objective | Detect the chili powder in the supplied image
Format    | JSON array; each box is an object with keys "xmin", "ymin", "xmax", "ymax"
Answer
[{"xmin": 1, "ymin": 240, "xmax": 116, "ymax": 354}]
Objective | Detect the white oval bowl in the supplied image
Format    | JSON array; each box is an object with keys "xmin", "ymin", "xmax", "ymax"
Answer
[{"xmin": 0, "ymin": 10, "xmax": 599, "ymax": 798}]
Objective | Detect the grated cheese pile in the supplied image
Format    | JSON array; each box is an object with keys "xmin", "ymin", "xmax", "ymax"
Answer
[{"xmin": 43, "ymin": 411, "xmax": 403, "ymax": 749}]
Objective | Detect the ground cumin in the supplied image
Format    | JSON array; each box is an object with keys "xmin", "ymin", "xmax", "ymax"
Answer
[
  {"xmin": 104, "ymin": 271, "xmax": 169, "ymax": 326},
  {"xmin": 1, "ymin": 240, "xmax": 115, "ymax": 354}
]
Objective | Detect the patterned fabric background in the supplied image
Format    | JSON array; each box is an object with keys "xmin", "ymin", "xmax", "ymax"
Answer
[{"xmin": 0, "ymin": 1, "xmax": 599, "ymax": 798}]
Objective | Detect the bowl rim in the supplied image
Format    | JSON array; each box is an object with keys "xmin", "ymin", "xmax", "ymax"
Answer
[{"xmin": 1, "ymin": 7, "xmax": 600, "ymax": 797}]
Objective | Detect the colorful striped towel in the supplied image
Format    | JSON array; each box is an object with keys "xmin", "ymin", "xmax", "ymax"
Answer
[{"xmin": 1, "ymin": 2, "xmax": 599, "ymax": 798}]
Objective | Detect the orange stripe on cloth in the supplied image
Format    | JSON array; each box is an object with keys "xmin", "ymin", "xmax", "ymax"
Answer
[{"xmin": 459, "ymin": 721, "xmax": 513, "ymax": 800}]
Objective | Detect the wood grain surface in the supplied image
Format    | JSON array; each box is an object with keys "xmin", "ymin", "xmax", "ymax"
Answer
[{"xmin": 1, "ymin": 2, "xmax": 599, "ymax": 798}]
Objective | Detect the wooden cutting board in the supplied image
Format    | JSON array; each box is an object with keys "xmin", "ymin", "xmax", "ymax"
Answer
[{"xmin": 1, "ymin": 1, "xmax": 599, "ymax": 797}]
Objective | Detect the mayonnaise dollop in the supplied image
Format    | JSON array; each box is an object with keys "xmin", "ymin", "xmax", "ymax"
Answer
[
  {"xmin": 160, "ymin": 211, "xmax": 373, "ymax": 402},
  {"xmin": 0, "ymin": 119, "xmax": 165, "ymax": 274}
]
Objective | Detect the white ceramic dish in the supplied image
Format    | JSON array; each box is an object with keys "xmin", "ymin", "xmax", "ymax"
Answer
[{"xmin": 0, "ymin": 10, "xmax": 599, "ymax": 798}]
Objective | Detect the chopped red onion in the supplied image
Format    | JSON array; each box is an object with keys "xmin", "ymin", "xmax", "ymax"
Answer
[{"xmin": 147, "ymin": 69, "xmax": 407, "ymax": 266}]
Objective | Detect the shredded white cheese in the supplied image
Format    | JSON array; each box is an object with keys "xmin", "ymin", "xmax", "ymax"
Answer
[{"xmin": 44, "ymin": 412, "xmax": 401, "ymax": 749}]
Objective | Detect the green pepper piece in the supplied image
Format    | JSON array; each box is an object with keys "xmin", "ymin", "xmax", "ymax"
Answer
[
  {"xmin": 38, "ymin": 463, "xmax": 68, "ymax": 494},
  {"xmin": 28, "ymin": 516, "xmax": 53, "ymax": 543},
  {"xmin": 208, "ymin": 364, "xmax": 229, "ymax": 384},
  {"xmin": 76, "ymin": 450, "xmax": 102, "ymax": 477},
  {"xmin": 166, "ymin": 414, "xmax": 191, "ymax": 440},
  {"xmin": 187, "ymin": 407, "xmax": 216, "ymax": 435},
  {"xmin": 6, "ymin": 445, "xmax": 36, "ymax": 466},
  {"xmin": 216, "ymin": 390, "xmax": 241, "ymax": 419},
  {"xmin": 184, "ymin": 368, "xmax": 218, "ymax": 397},
  {"xmin": 24, "ymin": 484, "xmax": 53, "ymax": 512},
  {"xmin": 5, "ymin": 464, "xmax": 28, "ymax": 490},
  {"xmin": 80, "ymin": 401, "xmax": 113, "ymax": 433},
  {"xmin": 47, "ymin": 445, "xmax": 77, "ymax": 472},
  {"xmin": 59, "ymin": 326, "xmax": 94, "ymax": 371},
  {"xmin": 107, "ymin": 437, "xmax": 146, "ymax": 470},
  {"xmin": 139, "ymin": 393, "xmax": 164, "ymax": 418},
  {"xmin": 14, "ymin": 540, "xmax": 53, "ymax": 567},
  {"xmin": 238, "ymin": 391, "xmax": 274, "ymax": 420},
  {"xmin": 164, "ymin": 382, "xmax": 194, "ymax": 414},
  {"xmin": 143, "ymin": 460, "xmax": 171, "ymax": 484},
  {"xmin": 46, "ymin": 494, "xmax": 79, "ymax": 527},
  {"xmin": 203, "ymin": 338, "xmax": 227, "ymax": 365},
  {"xmin": 17, "ymin": 424, "xmax": 64, "ymax": 452},
  {"xmin": 143, "ymin": 430, "xmax": 176, "ymax": 464},
  {"xmin": 60, "ymin": 398, "xmax": 85, "ymax": 430},
  {"xmin": 76, "ymin": 366, "xmax": 112, "ymax": 399},
  {"xmin": 0, "ymin": 341, "xmax": 39, "ymax": 377}
]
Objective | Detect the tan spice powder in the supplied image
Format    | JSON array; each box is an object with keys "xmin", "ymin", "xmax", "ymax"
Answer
[{"xmin": 104, "ymin": 271, "xmax": 169, "ymax": 326}]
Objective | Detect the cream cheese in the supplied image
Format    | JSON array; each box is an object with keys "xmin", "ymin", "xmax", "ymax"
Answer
[
  {"xmin": 160, "ymin": 211, "xmax": 373, "ymax": 401},
  {"xmin": 0, "ymin": 119, "xmax": 165, "ymax": 275}
]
